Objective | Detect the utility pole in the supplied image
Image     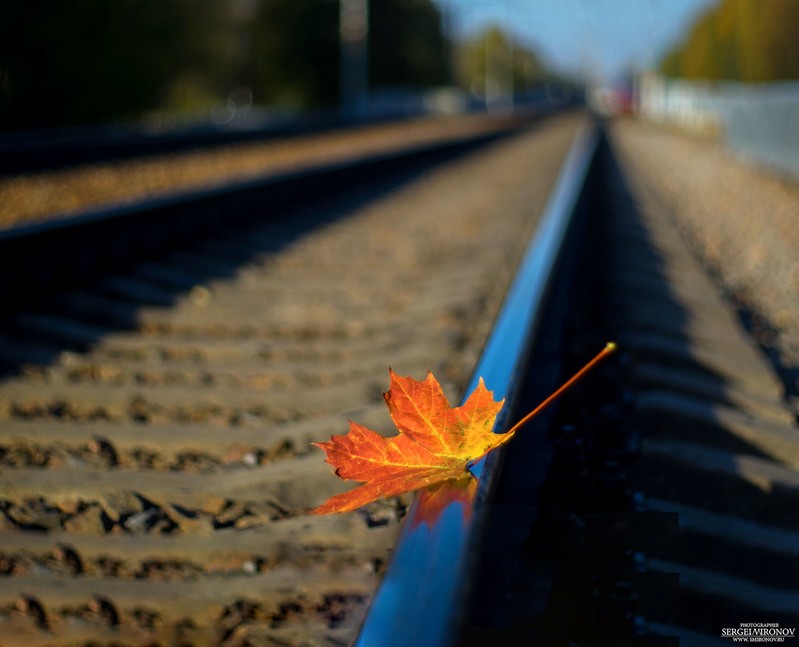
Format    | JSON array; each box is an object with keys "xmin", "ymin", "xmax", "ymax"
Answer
[{"xmin": 339, "ymin": 0, "xmax": 369, "ymax": 115}]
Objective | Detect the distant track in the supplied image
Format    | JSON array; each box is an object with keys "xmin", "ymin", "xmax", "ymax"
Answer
[
  {"xmin": 0, "ymin": 108, "xmax": 554, "ymax": 232},
  {"xmin": 0, "ymin": 115, "xmax": 532, "ymax": 314},
  {"xmin": 0, "ymin": 112, "xmax": 403, "ymax": 176},
  {"xmin": 0, "ymin": 101, "xmax": 562, "ymax": 177}
]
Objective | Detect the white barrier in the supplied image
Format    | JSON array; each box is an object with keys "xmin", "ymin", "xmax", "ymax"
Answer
[{"xmin": 637, "ymin": 74, "xmax": 799, "ymax": 179}]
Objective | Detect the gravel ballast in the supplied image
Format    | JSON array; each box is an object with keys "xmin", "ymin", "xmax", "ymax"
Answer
[
  {"xmin": 609, "ymin": 119, "xmax": 799, "ymax": 400},
  {"xmin": 0, "ymin": 113, "xmax": 584, "ymax": 644}
]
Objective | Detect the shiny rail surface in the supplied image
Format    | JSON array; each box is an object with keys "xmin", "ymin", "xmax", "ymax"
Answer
[{"xmin": 355, "ymin": 121, "xmax": 600, "ymax": 646}]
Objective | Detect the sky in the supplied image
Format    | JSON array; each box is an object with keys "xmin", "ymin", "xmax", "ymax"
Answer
[{"xmin": 433, "ymin": 0, "xmax": 720, "ymax": 82}]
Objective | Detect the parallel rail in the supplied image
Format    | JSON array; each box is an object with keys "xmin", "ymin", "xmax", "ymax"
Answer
[
  {"xmin": 0, "ymin": 122, "xmax": 525, "ymax": 316},
  {"xmin": 0, "ymin": 100, "xmax": 568, "ymax": 177},
  {"xmin": 0, "ymin": 113, "xmax": 408, "ymax": 176}
]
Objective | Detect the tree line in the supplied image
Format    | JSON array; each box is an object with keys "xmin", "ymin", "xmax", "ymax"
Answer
[
  {"xmin": 455, "ymin": 26, "xmax": 551, "ymax": 101},
  {"xmin": 659, "ymin": 0, "xmax": 799, "ymax": 82},
  {"xmin": 0, "ymin": 0, "xmax": 450, "ymax": 131}
]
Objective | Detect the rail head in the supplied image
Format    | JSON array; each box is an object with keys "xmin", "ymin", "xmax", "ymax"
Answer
[{"xmin": 354, "ymin": 118, "xmax": 600, "ymax": 647}]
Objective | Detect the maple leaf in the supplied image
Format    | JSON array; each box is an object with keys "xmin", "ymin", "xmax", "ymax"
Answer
[
  {"xmin": 311, "ymin": 343, "xmax": 616, "ymax": 515},
  {"xmin": 311, "ymin": 369, "xmax": 508, "ymax": 515}
]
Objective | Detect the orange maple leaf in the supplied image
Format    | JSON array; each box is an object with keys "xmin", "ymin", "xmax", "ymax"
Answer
[
  {"xmin": 311, "ymin": 343, "xmax": 616, "ymax": 515},
  {"xmin": 311, "ymin": 369, "xmax": 509, "ymax": 515}
]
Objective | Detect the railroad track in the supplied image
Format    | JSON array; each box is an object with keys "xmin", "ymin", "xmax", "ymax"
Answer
[
  {"xmin": 0, "ymin": 111, "xmax": 578, "ymax": 645},
  {"xmin": 0, "ymin": 111, "xmax": 411, "ymax": 176},
  {"xmin": 1, "ymin": 110, "xmax": 797, "ymax": 646},
  {"xmin": 349, "ymin": 121, "xmax": 799, "ymax": 645}
]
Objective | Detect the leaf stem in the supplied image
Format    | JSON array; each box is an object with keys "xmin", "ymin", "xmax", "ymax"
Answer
[{"xmin": 505, "ymin": 341, "xmax": 617, "ymax": 437}]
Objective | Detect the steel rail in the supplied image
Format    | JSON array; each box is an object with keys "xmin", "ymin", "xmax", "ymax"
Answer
[
  {"xmin": 0, "ymin": 99, "xmax": 568, "ymax": 176},
  {"xmin": 354, "ymin": 118, "xmax": 600, "ymax": 647},
  {"xmin": 0, "ymin": 112, "xmax": 413, "ymax": 176}
]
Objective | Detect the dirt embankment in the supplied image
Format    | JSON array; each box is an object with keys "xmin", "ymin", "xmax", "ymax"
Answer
[{"xmin": 0, "ymin": 112, "xmax": 537, "ymax": 229}]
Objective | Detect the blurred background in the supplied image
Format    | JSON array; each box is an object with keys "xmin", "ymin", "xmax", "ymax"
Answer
[
  {"xmin": 0, "ymin": 0, "xmax": 550, "ymax": 131},
  {"xmin": 0, "ymin": 0, "xmax": 797, "ymax": 178},
  {"xmin": 0, "ymin": 0, "xmax": 795, "ymax": 125}
]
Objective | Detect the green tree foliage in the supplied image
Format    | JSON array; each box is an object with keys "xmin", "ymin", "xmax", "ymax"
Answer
[
  {"xmin": 455, "ymin": 26, "xmax": 548, "ymax": 98},
  {"xmin": 0, "ymin": 0, "xmax": 449, "ymax": 130},
  {"xmin": 0, "ymin": 0, "xmax": 227, "ymax": 129},
  {"xmin": 247, "ymin": 0, "xmax": 448, "ymax": 108},
  {"xmin": 246, "ymin": 0, "xmax": 339, "ymax": 109},
  {"xmin": 369, "ymin": 0, "xmax": 448, "ymax": 88},
  {"xmin": 659, "ymin": 0, "xmax": 799, "ymax": 81},
  {"xmin": 760, "ymin": 0, "xmax": 799, "ymax": 80}
]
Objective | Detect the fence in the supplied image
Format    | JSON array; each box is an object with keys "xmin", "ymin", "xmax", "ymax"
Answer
[{"xmin": 637, "ymin": 74, "xmax": 799, "ymax": 180}]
